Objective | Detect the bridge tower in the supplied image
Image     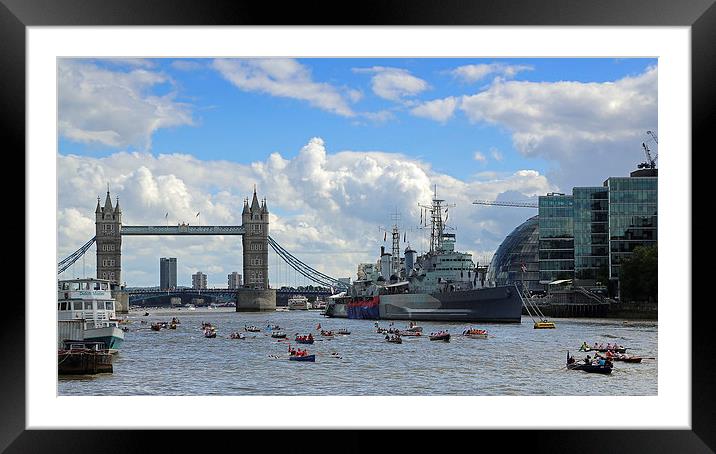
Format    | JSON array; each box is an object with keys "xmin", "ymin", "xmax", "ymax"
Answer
[
  {"xmin": 95, "ymin": 188, "xmax": 122, "ymax": 286},
  {"xmin": 242, "ymin": 187, "xmax": 269, "ymax": 289}
]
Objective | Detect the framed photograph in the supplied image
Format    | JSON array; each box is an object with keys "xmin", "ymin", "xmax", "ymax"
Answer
[{"xmin": 7, "ymin": 0, "xmax": 712, "ymax": 451}]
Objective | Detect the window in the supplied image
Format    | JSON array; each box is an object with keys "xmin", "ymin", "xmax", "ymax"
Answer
[
  {"xmin": 84, "ymin": 302, "xmax": 92, "ymax": 310},
  {"xmin": 106, "ymin": 301, "xmax": 114, "ymax": 311}
]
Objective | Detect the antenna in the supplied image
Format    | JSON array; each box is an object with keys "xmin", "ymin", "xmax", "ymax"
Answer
[{"xmin": 418, "ymin": 186, "xmax": 455, "ymax": 253}]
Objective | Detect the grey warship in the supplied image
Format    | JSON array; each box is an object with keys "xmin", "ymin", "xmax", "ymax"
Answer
[{"xmin": 324, "ymin": 188, "xmax": 524, "ymax": 322}]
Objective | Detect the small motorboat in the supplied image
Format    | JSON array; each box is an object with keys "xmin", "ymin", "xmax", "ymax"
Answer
[
  {"xmin": 463, "ymin": 328, "xmax": 488, "ymax": 339},
  {"xmin": 204, "ymin": 329, "xmax": 217, "ymax": 338},
  {"xmin": 398, "ymin": 330, "xmax": 421, "ymax": 337},
  {"xmin": 385, "ymin": 335, "xmax": 402, "ymax": 344},
  {"xmin": 320, "ymin": 330, "xmax": 334, "ymax": 337},
  {"xmin": 534, "ymin": 320, "xmax": 556, "ymax": 329},
  {"xmin": 244, "ymin": 325, "xmax": 261, "ymax": 332},
  {"xmin": 150, "ymin": 323, "xmax": 162, "ymax": 331},
  {"xmin": 429, "ymin": 332, "xmax": 450, "ymax": 342},
  {"xmin": 169, "ymin": 323, "xmax": 177, "ymax": 330},
  {"xmin": 337, "ymin": 329, "xmax": 351, "ymax": 335},
  {"xmin": 289, "ymin": 354, "xmax": 316, "ymax": 362},
  {"xmin": 267, "ymin": 324, "xmax": 281, "ymax": 330},
  {"xmin": 271, "ymin": 332, "xmax": 287, "ymax": 339},
  {"xmin": 143, "ymin": 312, "xmax": 150, "ymax": 316},
  {"xmin": 230, "ymin": 332, "xmax": 245, "ymax": 340}
]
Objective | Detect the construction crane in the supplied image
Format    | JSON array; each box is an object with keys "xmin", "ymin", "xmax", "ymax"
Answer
[
  {"xmin": 473, "ymin": 200, "xmax": 538, "ymax": 208},
  {"xmin": 638, "ymin": 130, "xmax": 658, "ymax": 169}
]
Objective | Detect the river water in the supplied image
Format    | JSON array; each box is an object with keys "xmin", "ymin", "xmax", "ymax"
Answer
[{"xmin": 58, "ymin": 308, "xmax": 657, "ymax": 396}]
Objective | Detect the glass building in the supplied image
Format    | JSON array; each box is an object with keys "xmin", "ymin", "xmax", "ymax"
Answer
[
  {"xmin": 538, "ymin": 193, "xmax": 574, "ymax": 284},
  {"xmin": 604, "ymin": 172, "xmax": 658, "ymax": 279},
  {"xmin": 486, "ymin": 215, "xmax": 541, "ymax": 293},
  {"xmin": 573, "ymin": 187, "xmax": 609, "ymax": 283},
  {"xmin": 159, "ymin": 257, "xmax": 177, "ymax": 290}
]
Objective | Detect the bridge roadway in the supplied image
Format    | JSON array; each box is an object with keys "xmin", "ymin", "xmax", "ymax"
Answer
[
  {"xmin": 125, "ymin": 287, "xmax": 334, "ymax": 297},
  {"xmin": 121, "ymin": 225, "xmax": 245, "ymax": 235}
]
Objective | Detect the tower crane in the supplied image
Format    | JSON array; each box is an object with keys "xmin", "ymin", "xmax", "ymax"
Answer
[
  {"xmin": 473, "ymin": 200, "xmax": 538, "ymax": 208},
  {"xmin": 638, "ymin": 130, "xmax": 658, "ymax": 169}
]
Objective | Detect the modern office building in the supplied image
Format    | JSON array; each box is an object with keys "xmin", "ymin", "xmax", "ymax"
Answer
[
  {"xmin": 160, "ymin": 257, "xmax": 177, "ymax": 290},
  {"xmin": 192, "ymin": 271, "xmax": 207, "ymax": 289},
  {"xmin": 573, "ymin": 187, "xmax": 609, "ymax": 283},
  {"xmin": 538, "ymin": 193, "xmax": 574, "ymax": 284},
  {"xmin": 604, "ymin": 169, "xmax": 658, "ymax": 279},
  {"xmin": 227, "ymin": 272, "xmax": 242, "ymax": 289},
  {"xmin": 489, "ymin": 168, "xmax": 657, "ymax": 293}
]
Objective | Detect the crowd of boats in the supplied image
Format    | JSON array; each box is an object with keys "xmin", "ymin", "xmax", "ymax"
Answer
[{"xmin": 58, "ymin": 278, "xmax": 652, "ymax": 377}]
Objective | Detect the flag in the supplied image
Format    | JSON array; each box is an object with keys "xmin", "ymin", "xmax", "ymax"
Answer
[
  {"xmin": 384, "ymin": 231, "xmax": 387, "ymax": 241},
  {"xmin": 196, "ymin": 212, "xmax": 200, "ymax": 217},
  {"xmin": 403, "ymin": 232, "xmax": 406, "ymax": 242},
  {"xmin": 165, "ymin": 212, "xmax": 168, "ymax": 219}
]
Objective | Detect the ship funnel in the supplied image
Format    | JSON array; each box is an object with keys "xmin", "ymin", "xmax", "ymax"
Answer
[{"xmin": 381, "ymin": 246, "xmax": 385, "ymax": 256}]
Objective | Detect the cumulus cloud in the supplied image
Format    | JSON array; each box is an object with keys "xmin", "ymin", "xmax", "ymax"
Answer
[
  {"xmin": 460, "ymin": 66, "xmax": 658, "ymax": 187},
  {"xmin": 58, "ymin": 139, "xmax": 555, "ymax": 287},
  {"xmin": 212, "ymin": 58, "xmax": 357, "ymax": 117},
  {"xmin": 410, "ymin": 97, "xmax": 459, "ymax": 123},
  {"xmin": 58, "ymin": 59, "xmax": 194, "ymax": 150},
  {"xmin": 451, "ymin": 63, "xmax": 533, "ymax": 83},
  {"xmin": 354, "ymin": 66, "xmax": 429, "ymax": 102},
  {"xmin": 473, "ymin": 151, "xmax": 487, "ymax": 163}
]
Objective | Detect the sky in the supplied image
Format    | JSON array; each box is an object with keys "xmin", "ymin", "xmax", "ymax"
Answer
[{"xmin": 57, "ymin": 57, "xmax": 658, "ymax": 288}]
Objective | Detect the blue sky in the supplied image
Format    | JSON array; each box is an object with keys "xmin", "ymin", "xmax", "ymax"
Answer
[{"xmin": 57, "ymin": 57, "xmax": 657, "ymax": 286}]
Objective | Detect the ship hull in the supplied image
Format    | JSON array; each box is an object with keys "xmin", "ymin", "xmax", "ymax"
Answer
[
  {"xmin": 84, "ymin": 326, "xmax": 125, "ymax": 350},
  {"xmin": 325, "ymin": 285, "xmax": 522, "ymax": 323}
]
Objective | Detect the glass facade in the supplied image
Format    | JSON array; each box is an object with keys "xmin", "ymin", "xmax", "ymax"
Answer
[
  {"xmin": 160, "ymin": 257, "xmax": 177, "ymax": 290},
  {"xmin": 538, "ymin": 194, "xmax": 574, "ymax": 283},
  {"xmin": 605, "ymin": 176, "xmax": 658, "ymax": 278},
  {"xmin": 573, "ymin": 187, "xmax": 609, "ymax": 282},
  {"xmin": 486, "ymin": 215, "xmax": 541, "ymax": 292}
]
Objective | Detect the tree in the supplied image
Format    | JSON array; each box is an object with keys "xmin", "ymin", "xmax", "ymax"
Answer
[{"xmin": 619, "ymin": 245, "xmax": 658, "ymax": 303}]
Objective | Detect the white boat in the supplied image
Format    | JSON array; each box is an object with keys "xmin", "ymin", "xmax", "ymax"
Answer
[
  {"xmin": 58, "ymin": 278, "xmax": 124, "ymax": 352},
  {"xmin": 312, "ymin": 299, "xmax": 327, "ymax": 310},
  {"xmin": 288, "ymin": 295, "xmax": 309, "ymax": 310}
]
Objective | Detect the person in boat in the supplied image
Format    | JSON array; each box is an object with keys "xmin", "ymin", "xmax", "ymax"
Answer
[{"xmin": 584, "ymin": 355, "xmax": 591, "ymax": 365}]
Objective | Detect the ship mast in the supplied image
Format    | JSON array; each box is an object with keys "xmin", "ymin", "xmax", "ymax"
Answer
[
  {"xmin": 390, "ymin": 209, "xmax": 401, "ymax": 277},
  {"xmin": 419, "ymin": 185, "xmax": 454, "ymax": 253}
]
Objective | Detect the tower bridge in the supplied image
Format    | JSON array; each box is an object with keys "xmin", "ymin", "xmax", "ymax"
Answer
[{"xmin": 58, "ymin": 187, "xmax": 349, "ymax": 313}]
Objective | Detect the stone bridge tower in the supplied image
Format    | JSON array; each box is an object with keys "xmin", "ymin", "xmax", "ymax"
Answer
[
  {"xmin": 95, "ymin": 188, "xmax": 122, "ymax": 286},
  {"xmin": 241, "ymin": 187, "xmax": 269, "ymax": 289}
]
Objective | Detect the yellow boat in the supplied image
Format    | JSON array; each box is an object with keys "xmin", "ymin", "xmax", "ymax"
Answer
[{"xmin": 534, "ymin": 321, "xmax": 556, "ymax": 329}]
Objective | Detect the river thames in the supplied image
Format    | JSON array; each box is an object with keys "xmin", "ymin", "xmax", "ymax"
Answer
[{"xmin": 58, "ymin": 308, "xmax": 657, "ymax": 396}]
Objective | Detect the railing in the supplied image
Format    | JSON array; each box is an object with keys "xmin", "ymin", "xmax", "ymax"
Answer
[{"xmin": 121, "ymin": 225, "xmax": 245, "ymax": 235}]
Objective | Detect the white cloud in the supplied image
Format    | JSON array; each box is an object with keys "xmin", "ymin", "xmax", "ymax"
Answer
[
  {"xmin": 460, "ymin": 66, "xmax": 658, "ymax": 187},
  {"xmin": 451, "ymin": 63, "xmax": 533, "ymax": 83},
  {"xmin": 354, "ymin": 66, "xmax": 429, "ymax": 102},
  {"xmin": 473, "ymin": 151, "xmax": 487, "ymax": 163},
  {"xmin": 58, "ymin": 139, "xmax": 555, "ymax": 287},
  {"xmin": 410, "ymin": 97, "xmax": 459, "ymax": 123},
  {"xmin": 212, "ymin": 58, "xmax": 357, "ymax": 117},
  {"xmin": 490, "ymin": 148, "xmax": 503, "ymax": 161},
  {"xmin": 58, "ymin": 60, "xmax": 194, "ymax": 150}
]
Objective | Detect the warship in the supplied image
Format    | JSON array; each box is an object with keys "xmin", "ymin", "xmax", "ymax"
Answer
[{"xmin": 325, "ymin": 188, "xmax": 524, "ymax": 322}]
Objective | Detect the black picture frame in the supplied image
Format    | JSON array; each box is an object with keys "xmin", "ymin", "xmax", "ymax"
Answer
[{"xmin": 4, "ymin": 0, "xmax": 711, "ymax": 451}]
